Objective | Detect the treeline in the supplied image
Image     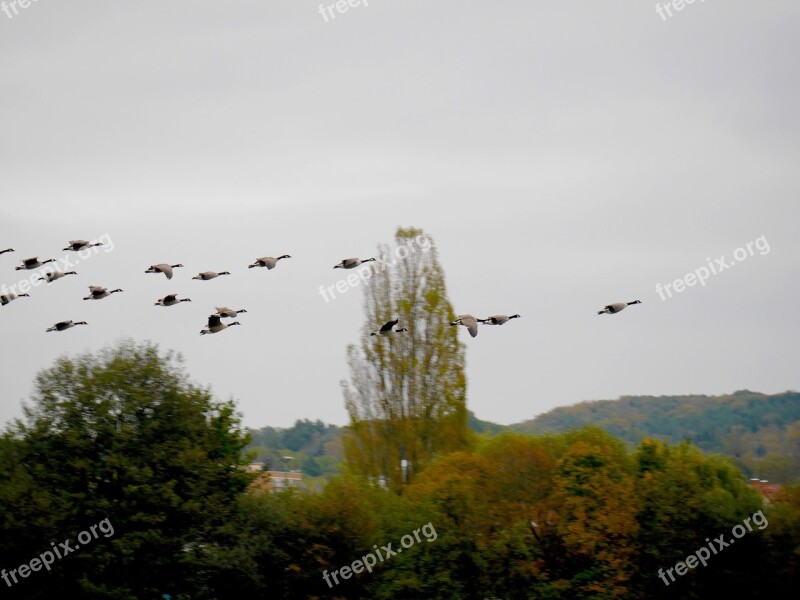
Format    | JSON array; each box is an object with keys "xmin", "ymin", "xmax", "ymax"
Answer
[
  {"xmin": 248, "ymin": 391, "xmax": 800, "ymax": 486},
  {"xmin": 205, "ymin": 429, "xmax": 800, "ymax": 599},
  {"xmin": 247, "ymin": 419, "xmax": 345, "ymax": 480},
  {"xmin": 244, "ymin": 412, "xmax": 502, "ymax": 482},
  {"xmin": 2, "ymin": 342, "xmax": 799, "ymax": 598},
  {"xmin": 512, "ymin": 390, "xmax": 800, "ymax": 483}
]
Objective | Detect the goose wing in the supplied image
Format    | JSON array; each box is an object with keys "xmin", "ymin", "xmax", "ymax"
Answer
[{"xmin": 380, "ymin": 319, "xmax": 399, "ymax": 333}]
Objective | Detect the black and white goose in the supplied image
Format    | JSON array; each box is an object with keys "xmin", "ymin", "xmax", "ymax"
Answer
[
  {"xmin": 333, "ymin": 257, "xmax": 376, "ymax": 269},
  {"xmin": 83, "ymin": 286, "xmax": 123, "ymax": 300},
  {"xmin": 450, "ymin": 314, "xmax": 479, "ymax": 338},
  {"xmin": 155, "ymin": 294, "xmax": 191, "ymax": 306},
  {"xmin": 145, "ymin": 263, "xmax": 184, "ymax": 280},
  {"xmin": 63, "ymin": 240, "xmax": 103, "ymax": 251},
  {"xmin": 192, "ymin": 271, "xmax": 231, "ymax": 280},
  {"xmin": 249, "ymin": 255, "xmax": 291, "ymax": 269},
  {"xmin": 479, "ymin": 314, "xmax": 521, "ymax": 325},
  {"xmin": 39, "ymin": 271, "xmax": 78, "ymax": 283},
  {"xmin": 1, "ymin": 292, "xmax": 29, "ymax": 306},
  {"xmin": 370, "ymin": 319, "xmax": 409, "ymax": 337},
  {"xmin": 597, "ymin": 300, "xmax": 642, "ymax": 315},
  {"xmin": 46, "ymin": 320, "xmax": 88, "ymax": 332},
  {"xmin": 200, "ymin": 314, "xmax": 241, "ymax": 335},
  {"xmin": 15, "ymin": 257, "xmax": 55, "ymax": 271},
  {"xmin": 0, "ymin": 248, "xmax": 14, "ymax": 256}
]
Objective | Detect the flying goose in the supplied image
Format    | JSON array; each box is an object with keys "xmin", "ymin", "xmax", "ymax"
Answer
[
  {"xmin": 0, "ymin": 248, "xmax": 14, "ymax": 255},
  {"xmin": 38, "ymin": 271, "xmax": 78, "ymax": 283},
  {"xmin": 200, "ymin": 313, "xmax": 241, "ymax": 335},
  {"xmin": 192, "ymin": 271, "xmax": 231, "ymax": 280},
  {"xmin": 46, "ymin": 320, "xmax": 88, "ymax": 332},
  {"xmin": 598, "ymin": 300, "xmax": 642, "ymax": 315},
  {"xmin": 370, "ymin": 319, "xmax": 409, "ymax": 337},
  {"xmin": 479, "ymin": 314, "xmax": 521, "ymax": 325},
  {"xmin": 145, "ymin": 264, "xmax": 184, "ymax": 280},
  {"xmin": 155, "ymin": 294, "xmax": 191, "ymax": 306},
  {"xmin": 15, "ymin": 257, "xmax": 55, "ymax": 270},
  {"xmin": 450, "ymin": 314, "xmax": 479, "ymax": 338},
  {"xmin": 249, "ymin": 255, "xmax": 291, "ymax": 269},
  {"xmin": 1, "ymin": 292, "xmax": 30, "ymax": 306},
  {"xmin": 63, "ymin": 240, "xmax": 103, "ymax": 251},
  {"xmin": 83, "ymin": 286, "xmax": 123, "ymax": 300},
  {"xmin": 333, "ymin": 257, "xmax": 376, "ymax": 269},
  {"xmin": 215, "ymin": 307, "xmax": 247, "ymax": 318}
]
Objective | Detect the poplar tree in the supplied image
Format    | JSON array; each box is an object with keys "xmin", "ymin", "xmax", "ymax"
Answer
[{"xmin": 342, "ymin": 227, "xmax": 469, "ymax": 488}]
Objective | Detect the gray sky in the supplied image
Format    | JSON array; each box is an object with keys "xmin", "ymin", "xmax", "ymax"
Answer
[{"xmin": 1, "ymin": 1, "xmax": 798, "ymax": 429}]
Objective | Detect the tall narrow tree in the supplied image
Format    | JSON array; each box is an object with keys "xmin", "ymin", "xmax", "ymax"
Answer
[{"xmin": 343, "ymin": 227, "xmax": 469, "ymax": 489}]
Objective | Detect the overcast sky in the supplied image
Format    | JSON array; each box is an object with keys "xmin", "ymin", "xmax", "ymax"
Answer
[{"xmin": 1, "ymin": 1, "xmax": 798, "ymax": 430}]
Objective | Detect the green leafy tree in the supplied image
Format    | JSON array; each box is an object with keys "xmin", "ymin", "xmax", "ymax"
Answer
[
  {"xmin": 0, "ymin": 340, "xmax": 251, "ymax": 599},
  {"xmin": 343, "ymin": 227, "xmax": 469, "ymax": 488}
]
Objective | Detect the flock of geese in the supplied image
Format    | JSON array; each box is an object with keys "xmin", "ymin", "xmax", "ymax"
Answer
[
  {"xmin": 0, "ymin": 244, "xmax": 642, "ymax": 338},
  {"xmin": 0, "ymin": 243, "xmax": 295, "ymax": 335}
]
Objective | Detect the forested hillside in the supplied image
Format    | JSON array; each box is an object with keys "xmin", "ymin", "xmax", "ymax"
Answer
[
  {"xmin": 512, "ymin": 390, "xmax": 800, "ymax": 482},
  {"xmin": 251, "ymin": 392, "xmax": 800, "ymax": 485}
]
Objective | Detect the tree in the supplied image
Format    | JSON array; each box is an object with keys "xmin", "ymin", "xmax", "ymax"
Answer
[
  {"xmin": 549, "ymin": 428, "xmax": 640, "ymax": 599},
  {"xmin": 0, "ymin": 340, "xmax": 251, "ymax": 599},
  {"xmin": 343, "ymin": 227, "xmax": 469, "ymax": 489}
]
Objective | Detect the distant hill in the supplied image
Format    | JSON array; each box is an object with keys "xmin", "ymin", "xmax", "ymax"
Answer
[
  {"xmin": 468, "ymin": 410, "xmax": 509, "ymax": 435},
  {"xmin": 511, "ymin": 390, "xmax": 800, "ymax": 483},
  {"xmin": 246, "ymin": 391, "xmax": 800, "ymax": 484}
]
